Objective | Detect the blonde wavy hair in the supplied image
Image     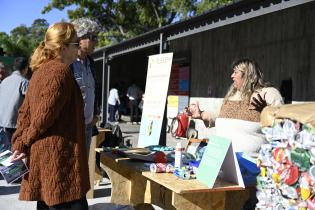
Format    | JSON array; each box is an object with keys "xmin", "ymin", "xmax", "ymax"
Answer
[
  {"xmin": 225, "ymin": 58, "xmax": 270, "ymax": 101},
  {"xmin": 30, "ymin": 22, "xmax": 77, "ymax": 71}
]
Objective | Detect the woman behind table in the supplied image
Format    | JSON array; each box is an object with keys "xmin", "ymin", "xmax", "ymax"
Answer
[
  {"xmin": 10, "ymin": 22, "xmax": 90, "ymax": 210},
  {"xmin": 189, "ymin": 58, "xmax": 283, "ymax": 155}
]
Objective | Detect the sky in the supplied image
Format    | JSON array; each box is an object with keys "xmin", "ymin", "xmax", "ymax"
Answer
[{"xmin": 0, "ymin": 0, "xmax": 76, "ymax": 34}]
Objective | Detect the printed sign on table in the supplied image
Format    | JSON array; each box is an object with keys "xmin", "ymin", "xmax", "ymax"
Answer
[
  {"xmin": 138, "ymin": 53, "xmax": 173, "ymax": 147},
  {"xmin": 196, "ymin": 136, "xmax": 244, "ymax": 188}
]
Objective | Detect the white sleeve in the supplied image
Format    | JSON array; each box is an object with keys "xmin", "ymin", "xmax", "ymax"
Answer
[
  {"xmin": 114, "ymin": 89, "xmax": 120, "ymax": 104},
  {"xmin": 261, "ymin": 87, "xmax": 284, "ymax": 106}
]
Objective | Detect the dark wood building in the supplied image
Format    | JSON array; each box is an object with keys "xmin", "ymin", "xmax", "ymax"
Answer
[{"xmin": 92, "ymin": 0, "xmax": 315, "ymax": 123}]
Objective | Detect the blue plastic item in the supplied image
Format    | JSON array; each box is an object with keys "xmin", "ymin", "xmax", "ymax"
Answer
[
  {"xmin": 236, "ymin": 152, "xmax": 260, "ymax": 186},
  {"xmin": 145, "ymin": 145, "xmax": 175, "ymax": 152},
  {"xmin": 189, "ymin": 160, "xmax": 201, "ymax": 168}
]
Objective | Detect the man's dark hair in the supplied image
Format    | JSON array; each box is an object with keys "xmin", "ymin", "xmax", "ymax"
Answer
[{"xmin": 14, "ymin": 57, "xmax": 28, "ymax": 72}]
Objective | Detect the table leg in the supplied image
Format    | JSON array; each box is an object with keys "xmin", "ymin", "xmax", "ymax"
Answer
[
  {"xmin": 101, "ymin": 162, "xmax": 132, "ymax": 204},
  {"xmin": 100, "ymin": 159, "xmax": 169, "ymax": 209},
  {"xmin": 87, "ymin": 130, "xmax": 107, "ymax": 198},
  {"xmin": 147, "ymin": 181, "xmax": 175, "ymax": 210},
  {"xmin": 87, "ymin": 135, "xmax": 97, "ymax": 199},
  {"xmin": 225, "ymin": 188, "xmax": 251, "ymax": 210},
  {"xmin": 172, "ymin": 191, "xmax": 225, "ymax": 210}
]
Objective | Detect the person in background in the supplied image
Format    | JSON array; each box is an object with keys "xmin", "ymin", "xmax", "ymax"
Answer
[
  {"xmin": 10, "ymin": 22, "xmax": 89, "ymax": 210},
  {"xmin": 138, "ymin": 93, "xmax": 145, "ymax": 112},
  {"xmin": 188, "ymin": 58, "xmax": 283, "ymax": 155},
  {"xmin": 108, "ymin": 83, "xmax": 121, "ymax": 123},
  {"xmin": 0, "ymin": 61, "xmax": 8, "ymax": 149},
  {"xmin": 71, "ymin": 17, "xmax": 100, "ymax": 153},
  {"xmin": 127, "ymin": 83, "xmax": 141, "ymax": 124},
  {"xmin": 0, "ymin": 57, "xmax": 29, "ymax": 150},
  {"xmin": 0, "ymin": 62, "xmax": 7, "ymax": 83}
]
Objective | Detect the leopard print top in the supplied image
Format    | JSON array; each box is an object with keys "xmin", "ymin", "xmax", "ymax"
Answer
[{"xmin": 218, "ymin": 100, "xmax": 260, "ymax": 122}]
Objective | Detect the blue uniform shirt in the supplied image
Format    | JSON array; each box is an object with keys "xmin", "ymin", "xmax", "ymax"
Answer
[{"xmin": 71, "ymin": 58, "xmax": 95, "ymax": 125}]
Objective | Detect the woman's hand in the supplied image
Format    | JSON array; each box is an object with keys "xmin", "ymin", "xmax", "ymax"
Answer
[
  {"xmin": 250, "ymin": 93, "xmax": 267, "ymax": 112},
  {"xmin": 10, "ymin": 150, "xmax": 26, "ymax": 162},
  {"xmin": 188, "ymin": 101, "xmax": 202, "ymax": 118},
  {"xmin": 92, "ymin": 115, "xmax": 100, "ymax": 125}
]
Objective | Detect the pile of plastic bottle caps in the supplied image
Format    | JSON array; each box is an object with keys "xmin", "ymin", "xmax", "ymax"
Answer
[{"xmin": 256, "ymin": 119, "xmax": 315, "ymax": 209}]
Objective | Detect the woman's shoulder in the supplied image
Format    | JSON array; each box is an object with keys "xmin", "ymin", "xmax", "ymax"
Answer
[
  {"xmin": 33, "ymin": 60, "xmax": 71, "ymax": 86},
  {"xmin": 39, "ymin": 60, "xmax": 71, "ymax": 78},
  {"xmin": 260, "ymin": 87, "xmax": 282, "ymax": 98},
  {"xmin": 261, "ymin": 86, "xmax": 280, "ymax": 92},
  {"xmin": 259, "ymin": 87, "xmax": 283, "ymax": 106},
  {"xmin": 45, "ymin": 59, "xmax": 69, "ymax": 72}
]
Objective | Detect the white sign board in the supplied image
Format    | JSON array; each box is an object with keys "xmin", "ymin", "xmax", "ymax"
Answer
[{"xmin": 138, "ymin": 53, "xmax": 173, "ymax": 147}]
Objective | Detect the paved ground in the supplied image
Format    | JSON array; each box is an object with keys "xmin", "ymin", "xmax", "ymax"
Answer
[
  {"xmin": 0, "ymin": 121, "xmax": 184, "ymax": 210},
  {"xmin": 0, "ymin": 178, "xmax": 112, "ymax": 210}
]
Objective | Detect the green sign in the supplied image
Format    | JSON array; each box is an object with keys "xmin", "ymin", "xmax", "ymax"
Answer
[{"xmin": 196, "ymin": 135, "xmax": 244, "ymax": 188}]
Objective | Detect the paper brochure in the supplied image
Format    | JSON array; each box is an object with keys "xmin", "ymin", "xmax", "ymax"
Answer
[{"xmin": 0, "ymin": 150, "xmax": 28, "ymax": 184}]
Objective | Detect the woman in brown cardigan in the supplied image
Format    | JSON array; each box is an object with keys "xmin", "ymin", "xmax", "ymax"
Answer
[{"xmin": 10, "ymin": 22, "xmax": 90, "ymax": 210}]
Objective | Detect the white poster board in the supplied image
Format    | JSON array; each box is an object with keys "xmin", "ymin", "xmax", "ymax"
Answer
[{"xmin": 138, "ymin": 53, "xmax": 173, "ymax": 147}]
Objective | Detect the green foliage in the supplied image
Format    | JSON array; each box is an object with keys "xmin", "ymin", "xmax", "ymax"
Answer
[
  {"xmin": 0, "ymin": 32, "xmax": 9, "ymax": 43},
  {"xmin": 10, "ymin": 25, "xmax": 29, "ymax": 42},
  {"xmin": 0, "ymin": 19, "xmax": 49, "ymax": 57},
  {"xmin": 42, "ymin": 0, "xmax": 231, "ymax": 47},
  {"xmin": 30, "ymin": 19, "xmax": 50, "ymax": 44},
  {"xmin": 0, "ymin": 0, "xmax": 232, "ymax": 56},
  {"xmin": 196, "ymin": 0, "xmax": 233, "ymax": 14}
]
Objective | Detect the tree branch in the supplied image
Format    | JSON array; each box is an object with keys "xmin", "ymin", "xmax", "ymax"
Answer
[{"xmin": 151, "ymin": 1, "xmax": 162, "ymax": 27}]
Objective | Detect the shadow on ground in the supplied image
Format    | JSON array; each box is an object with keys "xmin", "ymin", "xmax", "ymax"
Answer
[
  {"xmin": 123, "ymin": 132, "xmax": 140, "ymax": 134},
  {"xmin": 94, "ymin": 188, "xmax": 111, "ymax": 198},
  {"xmin": 89, "ymin": 203, "xmax": 134, "ymax": 210},
  {"xmin": 0, "ymin": 185, "xmax": 20, "ymax": 195}
]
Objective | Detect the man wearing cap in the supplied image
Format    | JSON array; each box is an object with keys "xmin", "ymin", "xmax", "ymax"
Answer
[
  {"xmin": 0, "ymin": 57, "xmax": 29, "ymax": 150},
  {"xmin": 71, "ymin": 17, "xmax": 100, "ymax": 154}
]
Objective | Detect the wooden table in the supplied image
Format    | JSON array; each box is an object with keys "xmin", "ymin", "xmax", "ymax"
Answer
[
  {"xmin": 86, "ymin": 128, "xmax": 111, "ymax": 198},
  {"xmin": 99, "ymin": 151, "xmax": 251, "ymax": 210}
]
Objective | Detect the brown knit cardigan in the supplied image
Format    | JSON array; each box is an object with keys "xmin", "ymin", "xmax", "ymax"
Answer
[{"xmin": 12, "ymin": 59, "xmax": 90, "ymax": 206}]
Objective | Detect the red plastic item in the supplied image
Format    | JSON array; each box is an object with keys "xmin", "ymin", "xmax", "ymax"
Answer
[
  {"xmin": 273, "ymin": 148, "xmax": 285, "ymax": 163},
  {"xmin": 284, "ymin": 165, "xmax": 299, "ymax": 186},
  {"xmin": 175, "ymin": 112, "xmax": 189, "ymax": 137},
  {"xmin": 308, "ymin": 197, "xmax": 315, "ymax": 210},
  {"xmin": 154, "ymin": 151, "xmax": 167, "ymax": 163}
]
